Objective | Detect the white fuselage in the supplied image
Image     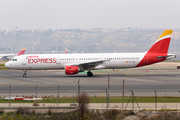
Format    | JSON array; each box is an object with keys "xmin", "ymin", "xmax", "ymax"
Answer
[{"xmin": 5, "ymin": 53, "xmax": 146, "ymax": 70}]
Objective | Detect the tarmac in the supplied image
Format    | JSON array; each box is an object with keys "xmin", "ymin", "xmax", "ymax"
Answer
[
  {"xmin": 0, "ymin": 103, "xmax": 180, "ymax": 113},
  {"xmin": 0, "ymin": 62, "xmax": 180, "ymax": 97}
]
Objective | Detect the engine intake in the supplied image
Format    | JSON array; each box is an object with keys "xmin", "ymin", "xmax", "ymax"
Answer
[{"xmin": 65, "ymin": 66, "xmax": 79, "ymax": 75}]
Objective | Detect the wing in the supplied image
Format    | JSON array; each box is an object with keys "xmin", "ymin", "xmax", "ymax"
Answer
[
  {"xmin": 0, "ymin": 54, "xmax": 15, "ymax": 60},
  {"xmin": 64, "ymin": 60, "xmax": 109, "ymax": 70}
]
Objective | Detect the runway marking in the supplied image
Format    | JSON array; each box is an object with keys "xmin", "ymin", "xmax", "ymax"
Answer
[
  {"xmin": 95, "ymin": 72, "xmax": 107, "ymax": 74},
  {"xmin": 125, "ymin": 74, "xmax": 145, "ymax": 76},
  {"xmin": 0, "ymin": 77, "xmax": 36, "ymax": 85},
  {"xmin": 98, "ymin": 93, "xmax": 104, "ymax": 96},
  {"xmin": 0, "ymin": 77, "xmax": 20, "ymax": 83}
]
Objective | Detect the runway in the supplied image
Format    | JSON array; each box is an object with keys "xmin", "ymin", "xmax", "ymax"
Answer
[{"xmin": 0, "ymin": 62, "xmax": 180, "ymax": 97}]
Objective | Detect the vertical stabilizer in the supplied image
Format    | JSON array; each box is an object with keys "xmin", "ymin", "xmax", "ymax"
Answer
[
  {"xmin": 136, "ymin": 30, "xmax": 173, "ymax": 67},
  {"xmin": 147, "ymin": 30, "xmax": 172, "ymax": 54},
  {"xmin": 17, "ymin": 47, "xmax": 26, "ymax": 56}
]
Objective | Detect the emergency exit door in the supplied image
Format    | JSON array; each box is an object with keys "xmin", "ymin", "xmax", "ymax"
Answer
[{"xmin": 56, "ymin": 56, "xmax": 60, "ymax": 64}]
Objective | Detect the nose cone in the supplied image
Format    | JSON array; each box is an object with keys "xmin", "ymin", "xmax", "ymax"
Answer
[{"xmin": 5, "ymin": 62, "xmax": 10, "ymax": 68}]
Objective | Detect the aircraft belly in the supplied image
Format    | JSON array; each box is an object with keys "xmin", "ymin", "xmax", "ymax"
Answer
[
  {"xmin": 104, "ymin": 60, "xmax": 139, "ymax": 69},
  {"xmin": 25, "ymin": 63, "xmax": 63, "ymax": 70}
]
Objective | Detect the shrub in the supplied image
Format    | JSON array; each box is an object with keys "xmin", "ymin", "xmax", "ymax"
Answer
[
  {"xmin": 76, "ymin": 92, "xmax": 90, "ymax": 118},
  {"xmin": 16, "ymin": 107, "xmax": 30, "ymax": 115},
  {"xmin": 32, "ymin": 102, "xmax": 39, "ymax": 106},
  {"xmin": 103, "ymin": 109, "xmax": 120, "ymax": 120}
]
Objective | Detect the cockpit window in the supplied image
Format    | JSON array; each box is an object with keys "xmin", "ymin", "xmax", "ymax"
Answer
[{"xmin": 11, "ymin": 59, "xmax": 17, "ymax": 61}]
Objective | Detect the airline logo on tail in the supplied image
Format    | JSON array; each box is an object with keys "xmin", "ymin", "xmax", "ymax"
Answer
[
  {"xmin": 17, "ymin": 47, "xmax": 26, "ymax": 56},
  {"xmin": 157, "ymin": 30, "xmax": 172, "ymax": 41},
  {"xmin": 148, "ymin": 30, "xmax": 172, "ymax": 54},
  {"xmin": 136, "ymin": 30, "xmax": 173, "ymax": 67},
  {"xmin": 65, "ymin": 49, "xmax": 68, "ymax": 54}
]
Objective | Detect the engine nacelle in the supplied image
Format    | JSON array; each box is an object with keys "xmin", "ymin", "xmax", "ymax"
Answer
[{"xmin": 65, "ymin": 66, "xmax": 79, "ymax": 75}]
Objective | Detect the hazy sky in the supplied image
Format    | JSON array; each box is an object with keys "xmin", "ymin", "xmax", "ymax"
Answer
[{"xmin": 0, "ymin": 0, "xmax": 180, "ymax": 29}]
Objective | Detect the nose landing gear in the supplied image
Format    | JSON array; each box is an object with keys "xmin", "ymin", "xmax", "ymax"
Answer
[
  {"xmin": 23, "ymin": 70, "xmax": 27, "ymax": 78},
  {"xmin": 87, "ymin": 71, "xmax": 93, "ymax": 77}
]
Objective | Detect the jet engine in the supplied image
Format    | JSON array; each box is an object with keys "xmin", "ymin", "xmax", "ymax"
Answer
[{"xmin": 65, "ymin": 66, "xmax": 79, "ymax": 75}]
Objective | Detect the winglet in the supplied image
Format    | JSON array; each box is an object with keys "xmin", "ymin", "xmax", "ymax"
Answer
[{"xmin": 17, "ymin": 47, "xmax": 26, "ymax": 56}]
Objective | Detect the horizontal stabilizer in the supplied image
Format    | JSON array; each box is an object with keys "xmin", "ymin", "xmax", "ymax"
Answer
[{"xmin": 157, "ymin": 54, "xmax": 176, "ymax": 59}]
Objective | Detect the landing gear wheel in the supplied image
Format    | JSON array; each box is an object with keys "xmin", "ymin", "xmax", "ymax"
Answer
[
  {"xmin": 87, "ymin": 71, "xmax": 93, "ymax": 77},
  {"xmin": 23, "ymin": 74, "xmax": 26, "ymax": 78},
  {"xmin": 23, "ymin": 70, "xmax": 27, "ymax": 78}
]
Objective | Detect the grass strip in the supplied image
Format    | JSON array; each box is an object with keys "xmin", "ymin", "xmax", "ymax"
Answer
[
  {"xmin": 0, "ymin": 64, "xmax": 8, "ymax": 69},
  {"xmin": 0, "ymin": 96, "xmax": 180, "ymax": 103},
  {"xmin": 0, "ymin": 67, "xmax": 8, "ymax": 69},
  {"xmin": 0, "ymin": 64, "xmax": 5, "ymax": 66}
]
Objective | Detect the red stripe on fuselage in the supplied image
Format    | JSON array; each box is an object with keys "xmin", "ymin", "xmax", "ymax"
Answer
[{"xmin": 136, "ymin": 38, "xmax": 170, "ymax": 67}]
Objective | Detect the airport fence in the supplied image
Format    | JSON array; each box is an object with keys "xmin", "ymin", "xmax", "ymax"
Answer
[{"xmin": 1, "ymin": 82, "xmax": 180, "ymax": 111}]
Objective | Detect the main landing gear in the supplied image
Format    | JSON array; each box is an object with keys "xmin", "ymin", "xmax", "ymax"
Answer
[
  {"xmin": 87, "ymin": 71, "xmax": 93, "ymax": 77},
  {"xmin": 23, "ymin": 70, "xmax": 27, "ymax": 78}
]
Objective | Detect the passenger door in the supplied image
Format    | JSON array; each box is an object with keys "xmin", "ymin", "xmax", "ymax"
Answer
[{"xmin": 22, "ymin": 56, "xmax": 26, "ymax": 65}]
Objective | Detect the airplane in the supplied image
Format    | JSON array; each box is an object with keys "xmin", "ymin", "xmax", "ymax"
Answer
[
  {"xmin": 5, "ymin": 30, "xmax": 176, "ymax": 77},
  {"xmin": 65, "ymin": 49, "xmax": 68, "ymax": 54},
  {"xmin": 0, "ymin": 47, "xmax": 26, "ymax": 60},
  {"xmin": 0, "ymin": 54, "xmax": 15, "ymax": 60}
]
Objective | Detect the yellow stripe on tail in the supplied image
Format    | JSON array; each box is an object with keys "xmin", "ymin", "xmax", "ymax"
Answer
[
  {"xmin": 22, "ymin": 47, "xmax": 26, "ymax": 50},
  {"xmin": 158, "ymin": 30, "xmax": 173, "ymax": 40}
]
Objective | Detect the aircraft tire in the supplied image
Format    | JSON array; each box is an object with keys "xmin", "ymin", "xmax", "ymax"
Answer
[
  {"xmin": 87, "ymin": 72, "xmax": 93, "ymax": 77},
  {"xmin": 23, "ymin": 74, "xmax": 26, "ymax": 78}
]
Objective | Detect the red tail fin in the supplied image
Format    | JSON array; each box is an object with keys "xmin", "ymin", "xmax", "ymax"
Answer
[
  {"xmin": 147, "ymin": 30, "xmax": 172, "ymax": 54},
  {"xmin": 65, "ymin": 49, "xmax": 68, "ymax": 54},
  {"xmin": 136, "ymin": 30, "xmax": 173, "ymax": 67},
  {"xmin": 17, "ymin": 47, "xmax": 26, "ymax": 56}
]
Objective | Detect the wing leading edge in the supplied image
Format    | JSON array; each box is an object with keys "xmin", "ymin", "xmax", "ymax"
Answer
[{"xmin": 64, "ymin": 60, "xmax": 108, "ymax": 70}]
